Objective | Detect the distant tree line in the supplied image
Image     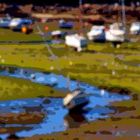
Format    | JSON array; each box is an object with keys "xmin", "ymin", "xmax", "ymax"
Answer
[{"xmin": 0, "ymin": 0, "xmax": 139, "ymax": 6}]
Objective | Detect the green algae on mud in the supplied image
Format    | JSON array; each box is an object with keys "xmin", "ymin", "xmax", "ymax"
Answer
[
  {"xmin": 0, "ymin": 76, "xmax": 64, "ymax": 101},
  {"xmin": 0, "ymin": 42, "xmax": 140, "ymax": 100}
]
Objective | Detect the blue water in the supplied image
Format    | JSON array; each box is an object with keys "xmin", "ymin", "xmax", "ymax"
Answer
[{"xmin": 0, "ymin": 66, "xmax": 130, "ymax": 139}]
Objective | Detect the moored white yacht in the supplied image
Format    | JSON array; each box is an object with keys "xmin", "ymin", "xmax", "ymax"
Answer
[
  {"xmin": 87, "ymin": 25, "xmax": 106, "ymax": 42},
  {"xmin": 105, "ymin": 23, "xmax": 126, "ymax": 47},
  {"xmin": 130, "ymin": 22, "xmax": 140, "ymax": 35},
  {"xmin": 0, "ymin": 17, "xmax": 11, "ymax": 28}
]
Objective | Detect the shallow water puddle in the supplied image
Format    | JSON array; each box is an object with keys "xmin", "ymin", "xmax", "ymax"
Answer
[{"xmin": 0, "ymin": 66, "xmax": 130, "ymax": 139}]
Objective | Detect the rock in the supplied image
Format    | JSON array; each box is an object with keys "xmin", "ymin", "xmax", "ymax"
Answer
[
  {"xmin": 7, "ymin": 134, "xmax": 19, "ymax": 140},
  {"xmin": 43, "ymin": 98, "xmax": 51, "ymax": 104}
]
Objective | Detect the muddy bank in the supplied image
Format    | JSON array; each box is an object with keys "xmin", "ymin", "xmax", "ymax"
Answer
[
  {"xmin": 0, "ymin": 112, "xmax": 44, "ymax": 125},
  {"xmin": 23, "ymin": 117, "xmax": 140, "ymax": 140},
  {"xmin": 99, "ymin": 85, "xmax": 132, "ymax": 95},
  {"xmin": 0, "ymin": 94, "xmax": 130, "ymax": 139},
  {"xmin": 0, "ymin": 112, "xmax": 44, "ymax": 135},
  {"xmin": 0, "ymin": 127, "xmax": 31, "ymax": 135},
  {"xmin": 99, "ymin": 85, "xmax": 139, "ymax": 101},
  {"xmin": 23, "ymin": 100, "xmax": 140, "ymax": 140}
]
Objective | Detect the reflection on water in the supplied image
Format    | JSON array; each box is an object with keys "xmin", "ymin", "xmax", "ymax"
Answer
[
  {"xmin": 0, "ymin": 66, "xmax": 130, "ymax": 139},
  {"xmin": 64, "ymin": 111, "xmax": 88, "ymax": 128}
]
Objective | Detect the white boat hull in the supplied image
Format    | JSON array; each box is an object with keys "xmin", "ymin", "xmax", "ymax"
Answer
[
  {"xmin": 105, "ymin": 30, "xmax": 125, "ymax": 42},
  {"xmin": 63, "ymin": 90, "xmax": 89, "ymax": 111}
]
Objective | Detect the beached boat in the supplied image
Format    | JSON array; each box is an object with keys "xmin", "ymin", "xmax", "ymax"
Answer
[
  {"xmin": 59, "ymin": 20, "xmax": 73, "ymax": 29},
  {"xmin": 130, "ymin": 22, "xmax": 140, "ymax": 35},
  {"xmin": 87, "ymin": 25, "xmax": 106, "ymax": 42},
  {"xmin": 105, "ymin": 23, "xmax": 125, "ymax": 46},
  {"xmin": 9, "ymin": 18, "xmax": 33, "ymax": 29},
  {"xmin": 0, "ymin": 17, "xmax": 11, "ymax": 28},
  {"xmin": 65, "ymin": 34, "xmax": 87, "ymax": 52},
  {"xmin": 63, "ymin": 89, "xmax": 89, "ymax": 111}
]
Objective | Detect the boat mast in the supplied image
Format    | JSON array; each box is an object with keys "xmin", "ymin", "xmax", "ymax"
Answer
[
  {"xmin": 79, "ymin": 0, "xmax": 83, "ymax": 34},
  {"xmin": 121, "ymin": 0, "xmax": 126, "ymax": 30}
]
